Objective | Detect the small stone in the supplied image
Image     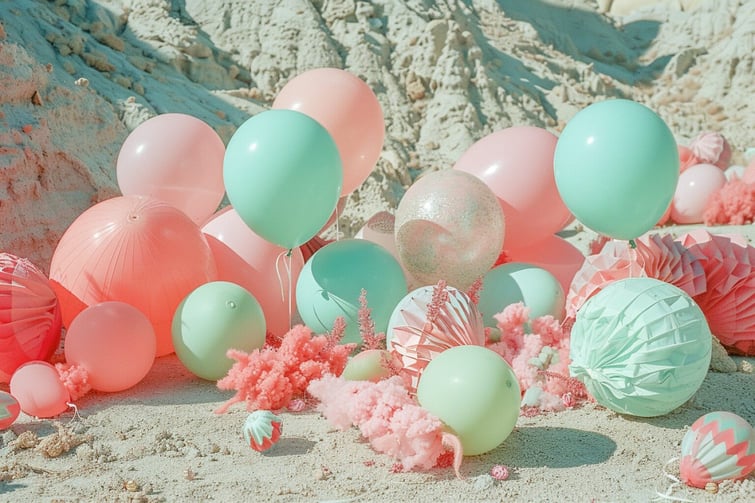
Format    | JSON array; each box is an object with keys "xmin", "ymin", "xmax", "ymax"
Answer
[
  {"xmin": 705, "ymin": 482, "xmax": 718, "ymax": 494},
  {"xmin": 124, "ymin": 479, "xmax": 139, "ymax": 492},
  {"xmin": 31, "ymin": 91, "xmax": 43, "ymax": 106}
]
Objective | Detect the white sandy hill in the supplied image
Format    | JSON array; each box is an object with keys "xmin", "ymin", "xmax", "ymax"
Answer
[{"xmin": 0, "ymin": 0, "xmax": 753, "ymax": 270}]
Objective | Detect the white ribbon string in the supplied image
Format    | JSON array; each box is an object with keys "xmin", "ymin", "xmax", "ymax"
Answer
[
  {"xmin": 274, "ymin": 249, "xmax": 294, "ymax": 331},
  {"xmin": 653, "ymin": 457, "xmax": 693, "ymax": 502}
]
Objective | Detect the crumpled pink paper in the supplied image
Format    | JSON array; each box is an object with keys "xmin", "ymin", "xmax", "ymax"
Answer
[
  {"xmin": 566, "ymin": 233, "xmax": 707, "ymax": 320},
  {"xmin": 676, "ymin": 230, "xmax": 755, "ymax": 356}
]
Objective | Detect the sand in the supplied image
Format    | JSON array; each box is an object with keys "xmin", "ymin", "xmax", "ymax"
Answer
[{"xmin": 1, "ymin": 0, "xmax": 754, "ymax": 501}]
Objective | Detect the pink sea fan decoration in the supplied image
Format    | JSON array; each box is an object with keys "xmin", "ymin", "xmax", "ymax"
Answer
[
  {"xmin": 703, "ymin": 179, "xmax": 755, "ymax": 226},
  {"xmin": 676, "ymin": 230, "xmax": 755, "ymax": 355},
  {"xmin": 689, "ymin": 131, "xmax": 732, "ymax": 170},
  {"xmin": 390, "ymin": 281, "xmax": 486, "ymax": 393},
  {"xmin": 215, "ymin": 324, "xmax": 356, "ymax": 413},
  {"xmin": 55, "ymin": 362, "xmax": 91, "ymax": 401},
  {"xmin": 566, "ymin": 233, "xmax": 707, "ymax": 320},
  {"xmin": 308, "ymin": 374, "xmax": 462, "ymax": 476}
]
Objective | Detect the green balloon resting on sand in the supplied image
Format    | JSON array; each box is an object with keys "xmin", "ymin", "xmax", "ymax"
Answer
[
  {"xmin": 296, "ymin": 239, "xmax": 408, "ymax": 346},
  {"xmin": 554, "ymin": 99, "xmax": 679, "ymax": 240},
  {"xmin": 223, "ymin": 109, "xmax": 343, "ymax": 249},
  {"xmin": 172, "ymin": 281, "xmax": 266, "ymax": 381},
  {"xmin": 417, "ymin": 345, "xmax": 521, "ymax": 456},
  {"xmin": 569, "ymin": 277, "xmax": 712, "ymax": 418}
]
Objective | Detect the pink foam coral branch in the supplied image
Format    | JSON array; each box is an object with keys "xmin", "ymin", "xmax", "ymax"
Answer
[
  {"xmin": 55, "ymin": 362, "xmax": 91, "ymax": 401},
  {"xmin": 215, "ymin": 324, "xmax": 356, "ymax": 413},
  {"xmin": 358, "ymin": 288, "xmax": 385, "ymax": 350}
]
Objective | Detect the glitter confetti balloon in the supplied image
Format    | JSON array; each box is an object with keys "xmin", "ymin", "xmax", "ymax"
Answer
[
  {"xmin": 680, "ymin": 411, "xmax": 755, "ymax": 488},
  {"xmin": 395, "ymin": 170, "xmax": 504, "ymax": 291},
  {"xmin": 569, "ymin": 278, "xmax": 712, "ymax": 417},
  {"xmin": 242, "ymin": 410, "xmax": 283, "ymax": 452}
]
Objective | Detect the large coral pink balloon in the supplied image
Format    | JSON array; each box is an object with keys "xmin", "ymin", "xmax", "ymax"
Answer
[
  {"xmin": 505, "ymin": 234, "xmax": 585, "ymax": 296},
  {"xmin": 10, "ymin": 361, "xmax": 70, "ymax": 418},
  {"xmin": 116, "ymin": 113, "xmax": 226, "ymax": 224},
  {"xmin": 0, "ymin": 254, "xmax": 62, "ymax": 383},
  {"xmin": 65, "ymin": 302, "xmax": 156, "ymax": 393},
  {"xmin": 273, "ymin": 68, "xmax": 384, "ymax": 196},
  {"xmin": 455, "ymin": 126, "xmax": 572, "ymax": 249},
  {"xmin": 671, "ymin": 163, "xmax": 727, "ymax": 224},
  {"xmin": 49, "ymin": 196, "xmax": 217, "ymax": 356},
  {"xmin": 395, "ymin": 170, "xmax": 504, "ymax": 290},
  {"xmin": 202, "ymin": 207, "xmax": 304, "ymax": 337}
]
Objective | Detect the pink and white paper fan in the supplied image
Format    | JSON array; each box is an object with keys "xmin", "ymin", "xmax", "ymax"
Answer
[{"xmin": 676, "ymin": 229, "xmax": 755, "ymax": 355}]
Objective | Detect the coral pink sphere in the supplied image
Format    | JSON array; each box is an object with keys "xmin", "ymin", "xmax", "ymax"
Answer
[{"xmin": 671, "ymin": 163, "xmax": 727, "ymax": 224}]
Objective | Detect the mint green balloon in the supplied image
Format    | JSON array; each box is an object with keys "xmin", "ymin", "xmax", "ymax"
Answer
[
  {"xmin": 296, "ymin": 239, "xmax": 407, "ymax": 346},
  {"xmin": 172, "ymin": 281, "xmax": 266, "ymax": 380},
  {"xmin": 223, "ymin": 109, "xmax": 343, "ymax": 249},
  {"xmin": 417, "ymin": 345, "xmax": 521, "ymax": 456},
  {"xmin": 554, "ymin": 100, "xmax": 679, "ymax": 240},
  {"xmin": 479, "ymin": 262, "xmax": 565, "ymax": 328},
  {"xmin": 569, "ymin": 278, "xmax": 711, "ymax": 417}
]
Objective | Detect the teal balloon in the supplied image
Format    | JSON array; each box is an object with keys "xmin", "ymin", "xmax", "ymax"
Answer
[
  {"xmin": 417, "ymin": 345, "xmax": 521, "ymax": 456},
  {"xmin": 554, "ymin": 100, "xmax": 679, "ymax": 240},
  {"xmin": 223, "ymin": 109, "xmax": 343, "ymax": 249},
  {"xmin": 172, "ymin": 281, "xmax": 266, "ymax": 381},
  {"xmin": 296, "ymin": 239, "xmax": 408, "ymax": 346},
  {"xmin": 569, "ymin": 277, "xmax": 712, "ymax": 417},
  {"xmin": 478, "ymin": 262, "xmax": 565, "ymax": 328}
]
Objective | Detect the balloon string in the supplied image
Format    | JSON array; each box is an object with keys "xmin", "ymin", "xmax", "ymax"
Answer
[
  {"xmin": 285, "ymin": 252, "xmax": 293, "ymax": 332},
  {"xmin": 275, "ymin": 250, "xmax": 288, "ymax": 303},
  {"xmin": 66, "ymin": 402, "xmax": 82, "ymax": 424},
  {"xmin": 653, "ymin": 457, "xmax": 692, "ymax": 503},
  {"xmin": 274, "ymin": 250, "xmax": 294, "ymax": 331}
]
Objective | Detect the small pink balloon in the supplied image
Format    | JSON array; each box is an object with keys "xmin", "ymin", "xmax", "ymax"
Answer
[
  {"xmin": 202, "ymin": 208, "xmax": 304, "ymax": 337},
  {"xmin": 49, "ymin": 195, "xmax": 217, "ymax": 357},
  {"xmin": 505, "ymin": 234, "xmax": 585, "ymax": 295},
  {"xmin": 116, "ymin": 113, "xmax": 226, "ymax": 224},
  {"xmin": 455, "ymin": 127, "xmax": 572, "ymax": 249},
  {"xmin": 671, "ymin": 163, "xmax": 728, "ymax": 224},
  {"xmin": 65, "ymin": 302, "xmax": 156, "ymax": 393},
  {"xmin": 395, "ymin": 170, "xmax": 504, "ymax": 290},
  {"xmin": 273, "ymin": 68, "xmax": 384, "ymax": 196},
  {"xmin": 9, "ymin": 361, "xmax": 70, "ymax": 418}
]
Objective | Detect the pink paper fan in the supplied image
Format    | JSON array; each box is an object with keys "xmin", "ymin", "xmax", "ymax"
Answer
[
  {"xmin": 676, "ymin": 230, "xmax": 755, "ymax": 355},
  {"xmin": 390, "ymin": 282, "xmax": 486, "ymax": 393},
  {"xmin": 566, "ymin": 233, "xmax": 707, "ymax": 320}
]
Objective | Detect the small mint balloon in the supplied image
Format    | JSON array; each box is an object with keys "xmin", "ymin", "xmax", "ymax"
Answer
[
  {"xmin": 172, "ymin": 281, "xmax": 266, "ymax": 381},
  {"xmin": 223, "ymin": 109, "xmax": 343, "ymax": 249},
  {"xmin": 417, "ymin": 345, "xmax": 520, "ymax": 456},
  {"xmin": 554, "ymin": 99, "xmax": 679, "ymax": 240}
]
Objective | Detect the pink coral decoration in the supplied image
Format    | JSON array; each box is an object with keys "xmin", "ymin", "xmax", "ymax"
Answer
[
  {"xmin": 214, "ymin": 324, "xmax": 356, "ymax": 413},
  {"xmin": 307, "ymin": 374, "xmax": 463, "ymax": 477},
  {"xmin": 390, "ymin": 282, "xmax": 486, "ymax": 393},
  {"xmin": 676, "ymin": 230, "xmax": 755, "ymax": 355},
  {"xmin": 689, "ymin": 131, "xmax": 732, "ymax": 170},
  {"xmin": 566, "ymin": 233, "xmax": 707, "ymax": 320},
  {"xmin": 703, "ymin": 179, "xmax": 755, "ymax": 226}
]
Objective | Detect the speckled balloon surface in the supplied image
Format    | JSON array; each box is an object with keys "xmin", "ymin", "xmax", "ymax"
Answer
[{"xmin": 395, "ymin": 170, "xmax": 504, "ymax": 290}]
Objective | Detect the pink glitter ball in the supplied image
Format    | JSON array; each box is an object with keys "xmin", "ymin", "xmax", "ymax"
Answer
[{"xmin": 490, "ymin": 465, "xmax": 510, "ymax": 480}]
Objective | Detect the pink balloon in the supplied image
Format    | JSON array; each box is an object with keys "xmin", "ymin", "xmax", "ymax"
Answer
[
  {"xmin": 743, "ymin": 159, "xmax": 755, "ymax": 184},
  {"xmin": 116, "ymin": 113, "xmax": 226, "ymax": 224},
  {"xmin": 49, "ymin": 196, "xmax": 217, "ymax": 357},
  {"xmin": 10, "ymin": 361, "xmax": 70, "ymax": 418},
  {"xmin": 65, "ymin": 302, "xmax": 156, "ymax": 392},
  {"xmin": 505, "ymin": 235, "xmax": 585, "ymax": 295},
  {"xmin": 671, "ymin": 163, "xmax": 727, "ymax": 224},
  {"xmin": 273, "ymin": 68, "xmax": 384, "ymax": 196},
  {"xmin": 0, "ymin": 254, "xmax": 62, "ymax": 383},
  {"xmin": 202, "ymin": 208, "xmax": 304, "ymax": 336},
  {"xmin": 455, "ymin": 127, "xmax": 572, "ymax": 249}
]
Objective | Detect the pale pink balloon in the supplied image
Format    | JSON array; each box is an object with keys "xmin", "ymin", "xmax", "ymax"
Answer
[
  {"xmin": 273, "ymin": 68, "xmax": 384, "ymax": 196},
  {"xmin": 65, "ymin": 302, "xmax": 156, "ymax": 393},
  {"xmin": 10, "ymin": 361, "xmax": 70, "ymax": 418},
  {"xmin": 743, "ymin": 159, "xmax": 755, "ymax": 184},
  {"xmin": 505, "ymin": 235, "xmax": 585, "ymax": 295},
  {"xmin": 454, "ymin": 127, "xmax": 572, "ymax": 249},
  {"xmin": 49, "ymin": 196, "xmax": 217, "ymax": 357},
  {"xmin": 202, "ymin": 208, "xmax": 304, "ymax": 336},
  {"xmin": 395, "ymin": 170, "xmax": 504, "ymax": 290},
  {"xmin": 116, "ymin": 113, "xmax": 226, "ymax": 224},
  {"xmin": 671, "ymin": 163, "xmax": 728, "ymax": 224}
]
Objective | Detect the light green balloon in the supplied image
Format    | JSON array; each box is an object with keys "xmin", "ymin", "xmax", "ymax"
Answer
[
  {"xmin": 569, "ymin": 277, "xmax": 712, "ymax": 417},
  {"xmin": 478, "ymin": 262, "xmax": 565, "ymax": 328},
  {"xmin": 223, "ymin": 109, "xmax": 343, "ymax": 249},
  {"xmin": 417, "ymin": 345, "xmax": 521, "ymax": 456},
  {"xmin": 554, "ymin": 99, "xmax": 679, "ymax": 240},
  {"xmin": 296, "ymin": 239, "xmax": 408, "ymax": 346},
  {"xmin": 172, "ymin": 281, "xmax": 266, "ymax": 381},
  {"xmin": 342, "ymin": 349, "xmax": 392, "ymax": 382}
]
